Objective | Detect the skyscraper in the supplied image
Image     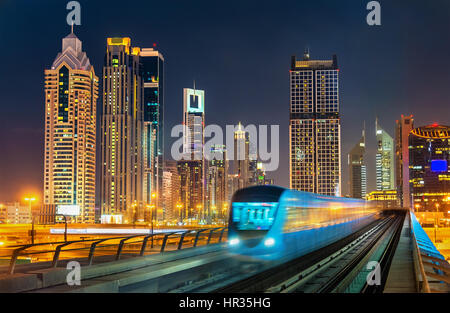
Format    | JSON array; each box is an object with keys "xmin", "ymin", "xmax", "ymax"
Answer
[
  {"xmin": 183, "ymin": 87, "xmax": 205, "ymax": 160},
  {"xmin": 376, "ymin": 118, "xmax": 395, "ymax": 191},
  {"xmin": 177, "ymin": 160, "xmax": 203, "ymax": 221},
  {"xmin": 409, "ymin": 124, "xmax": 450, "ymax": 213},
  {"xmin": 289, "ymin": 51, "xmax": 341, "ymax": 196},
  {"xmin": 395, "ymin": 115, "xmax": 414, "ymax": 208},
  {"xmin": 206, "ymin": 144, "xmax": 228, "ymax": 222},
  {"xmin": 162, "ymin": 160, "xmax": 180, "ymax": 222},
  {"xmin": 233, "ymin": 123, "xmax": 250, "ymax": 191},
  {"xmin": 43, "ymin": 28, "xmax": 99, "ymax": 223},
  {"xmin": 141, "ymin": 48, "xmax": 164, "ymax": 209},
  {"xmin": 178, "ymin": 86, "xmax": 206, "ymax": 222},
  {"xmin": 348, "ymin": 127, "xmax": 367, "ymax": 199},
  {"xmin": 99, "ymin": 37, "xmax": 144, "ymax": 223}
]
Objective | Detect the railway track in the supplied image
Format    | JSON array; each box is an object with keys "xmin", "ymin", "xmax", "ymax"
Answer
[{"xmin": 198, "ymin": 212, "xmax": 405, "ymax": 293}]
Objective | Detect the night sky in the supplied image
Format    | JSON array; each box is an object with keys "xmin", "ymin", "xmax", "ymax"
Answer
[{"xmin": 1, "ymin": 0, "xmax": 450, "ymax": 203}]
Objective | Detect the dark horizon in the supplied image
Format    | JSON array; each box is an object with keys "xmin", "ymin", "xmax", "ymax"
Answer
[{"xmin": 1, "ymin": 0, "xmax": 450, "ymax": 202}]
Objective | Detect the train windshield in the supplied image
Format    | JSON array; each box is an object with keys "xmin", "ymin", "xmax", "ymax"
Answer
[{"xmin": 232, "ymin": 202, "xmax": 278, "ymax": 231}]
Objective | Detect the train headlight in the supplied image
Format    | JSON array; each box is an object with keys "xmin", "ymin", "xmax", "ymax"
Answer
[
  {"xmin": 264, "ymin": 238, "xmax": 275, "ymax": 247},
  {"xmin": 229, "ymin": 238, "xmax": 240, "ymax": 246}
]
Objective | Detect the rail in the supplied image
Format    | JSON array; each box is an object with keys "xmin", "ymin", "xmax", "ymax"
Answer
[{"xmin": 0, "ymin": 227, "xmax": 228, "ymax": 275}]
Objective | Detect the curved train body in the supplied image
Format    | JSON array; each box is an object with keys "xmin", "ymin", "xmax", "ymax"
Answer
[{"xmin": 228, "ymin": 186, "xmax": 381, "ymax": 261}]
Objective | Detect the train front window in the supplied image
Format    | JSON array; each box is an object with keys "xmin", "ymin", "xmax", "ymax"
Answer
[{"xmin": 232, "ymin": 202, "xmax": 278, "ymax": 231}]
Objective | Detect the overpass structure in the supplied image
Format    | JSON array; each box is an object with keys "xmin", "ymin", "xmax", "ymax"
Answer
[{"xmin": 0, "ymin": 211, "xmax": 448, "ymax": 293}]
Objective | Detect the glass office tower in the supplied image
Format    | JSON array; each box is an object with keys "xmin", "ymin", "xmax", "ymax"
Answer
[{"xmin": 141, "ymin": 48, "xmax": 164, "ymax": 210}]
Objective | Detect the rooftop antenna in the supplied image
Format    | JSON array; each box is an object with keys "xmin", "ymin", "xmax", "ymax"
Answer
[
  {"xmin": 71, "ymin": 21, "xmax": 74, "ymax": 34},
  {"xmin": 303, "ymin": 47, "xmax": 310, "ymax": 60}
]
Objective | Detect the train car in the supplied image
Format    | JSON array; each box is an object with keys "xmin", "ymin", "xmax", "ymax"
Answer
[{"xmin": 227, "ymin": 185, "xmax": 380, "ymax": 262}]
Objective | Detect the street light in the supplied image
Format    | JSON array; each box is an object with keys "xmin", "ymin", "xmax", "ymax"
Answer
[
  {"xmin": 150, "ymin": 193, "xmax": 157, "ymax": 248},
  {"xmin": 176, "ymin": 203, "xmax": 183, "ymax": 224},
  {"xmin": 25, "ymin": 197, "xmax": 36, "ymax": 244}
]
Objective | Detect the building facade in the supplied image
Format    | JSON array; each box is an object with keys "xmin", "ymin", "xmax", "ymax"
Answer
[
  {"xmin": 141, "ymin": 48, "xmax": 164, "ymax": 210},
  {"xmin": 395, "ymin": 115, "xmax": 414, "ymax": 208},
  {"xmin": 376, "ymin": 118, "xmax": 395, "ymax": 191},
  {"xmin": 162, "ymin": 160, "xmax": 180, "ymax": 222},
  {"xmin": 289, "ymin": 51, "xmax": 341, "ymax": 196},
  {"xmin": 367, "ymin": 190, "xmax": 398, "ymax": 209},
  {"xmin": 206, "ymin": 145, "xmax": 228, "ymax": 222},
  {"xmin": 348, "ymin": 128, "xmax": 367, "ymax": 199},
  {"xmin": 409, "ymin": 124, "xmax": 450, "ymax": 213},
  {"xmin": 99, "ymin": 37, "xmax": 144, "ymax": 223},
  {"xmin": 177, "ymin": 160, "xmax": 203, "ymax": 222},
  {"xmin": 43, "ymin": 29, "xmax": 98, "ymax": 223},
  {"xmin": 178, "ymin": 87, "xmax": 206, "ymax": 222},
  {"xmin": 2, "ymin": 203, "xmax": 32, "ymax": 224},
  {"xmin": 233, "ymin": 123, "xmax": 250, "ymax": 191}
]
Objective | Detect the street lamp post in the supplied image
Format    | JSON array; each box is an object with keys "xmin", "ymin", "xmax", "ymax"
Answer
[
  {"xmin": 150, "ymin": 193, "xmax": 157, "ymax": 248},
  {"xmin": 435, "ymin": 203, "xmax": 440, "ymax": 243},
  {"xmin": 25, "ymin": 197, "xmax": 36, "ymax": 244}
]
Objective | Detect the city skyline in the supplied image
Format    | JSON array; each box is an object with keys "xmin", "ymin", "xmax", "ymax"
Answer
[{"xmin": 2, "ymin": 1, "xmax": 450, "ymax": 202}]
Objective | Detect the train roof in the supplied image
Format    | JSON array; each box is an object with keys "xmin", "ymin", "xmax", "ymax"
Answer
[{"xmin": 231, "ymin": 185, "xmax": 367, "ymax": 207}]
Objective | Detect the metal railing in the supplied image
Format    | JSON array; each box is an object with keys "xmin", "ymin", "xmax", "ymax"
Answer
[
  {"xmin": 410, "ymin": 211, "xmax": 431, "ymax": 293},
  {"xmin": 1, "ymin": 227, "xmax": 227, "ymax": 275}
]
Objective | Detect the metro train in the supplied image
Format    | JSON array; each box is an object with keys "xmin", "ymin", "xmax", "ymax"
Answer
[{"xmin": 227, "ymin": 185, "xmax": 381, "ymax": 261}]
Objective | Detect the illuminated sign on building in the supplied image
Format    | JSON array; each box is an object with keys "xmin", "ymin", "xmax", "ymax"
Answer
[
  {"xmin": 185, "ymin": 88, "xmax": 204, "ymax": 113},
  {"xmin": 56, "ymin": 205, "xmax": 80, "ymax": 216},
  {"xmin": 100, "ymin": 214, "xmax": 123, "ymax": 224},
  {"xmin": 431, "ymin": 160, "xmax": 448, "ymax": 173}
]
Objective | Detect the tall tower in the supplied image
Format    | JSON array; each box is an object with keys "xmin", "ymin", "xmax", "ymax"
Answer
[
  {"xmin": 99, "ymin": 37, "xmax": 144, "ymax": 223},
  {"xmin": 206, "ymin": 144, "xmax": 228, "ymax": 222},
  {"xmin": 141, "ymin": 48, "xmax": 164, "ymax": 209},
  {"xmin": 183, "ymin": 87, "xmax": 205, "ymax": 160},
  {"xmin": 233, "ymin": 122, "xmax": 250, "ymax": 191},
  {"xmin": 376, "ymin": 118, "xmax": 395, "ymax": 191},
  {"xmin": 289, "ymin": 51, "xmax": 341, "ymax": 196},
  {"xmin": 348, "ymin": 127, "xmax": 367, "ymax": 198},
  {"xmin": 43, "ymin": 28, "xmax": 99, "ymax": 223},
  {"xmin": 178, "ymin": 86, "xmax": 205, "ymax": 221},
  {"xmin": 395, "ymin": 115, "xmax": 414, "ymax": 208}
]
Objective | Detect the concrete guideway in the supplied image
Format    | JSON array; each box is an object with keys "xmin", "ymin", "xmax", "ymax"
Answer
[
  {"xmin": 0, "ymin": 243, "xmax": 228, "ymax": 293},
  {"xmin": 385, "ymin": 211, "xmax": 450, "ymax": 292}
]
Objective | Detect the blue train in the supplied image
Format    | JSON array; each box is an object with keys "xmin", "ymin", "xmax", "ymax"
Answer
[{"xmin": 227, "ymin": 185, "xmax": 381, "ymax": 261}]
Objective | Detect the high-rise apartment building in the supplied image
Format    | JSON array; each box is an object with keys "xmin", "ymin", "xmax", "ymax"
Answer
[
  {"xmin": 376, "ymin": 118, "xmax": 395, "ymax": 191},
  {"xmin": 395, "ymin": 115, "xmax": 414, "ymax": 208},
  {"xmin": 99, "ymin": 37, "xmax": 144, "ymax": 223},
  {"xmin": 289, "ymin": 51, "xmax": 341, "ymax": 196},
  {"xmin": 348, "ymin": 128, "xmax": 367, "ymax": 199},
  {"xmin": 141, "ymin": 48, "xmax": 164, "ymax": 208},
  {"xmin": 43, "ymin": 29, "xmax": 99, "ymax": 223}
]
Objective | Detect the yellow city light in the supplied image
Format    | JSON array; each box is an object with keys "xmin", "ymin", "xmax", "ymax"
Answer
[{"xmin": 151, "ymin": 193, "xmax": 157, "ymax": 199}]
